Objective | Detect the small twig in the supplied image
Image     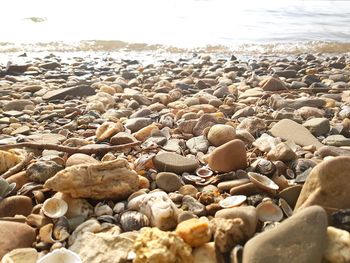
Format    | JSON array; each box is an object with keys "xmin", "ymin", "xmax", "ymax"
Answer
[
  {"xmin": 1, "ymin": 152, "xmax": 34, "ymax": 179},
  {"xmin": 0, "ymin": 141, "xmax": 142, "ymax": 155}
]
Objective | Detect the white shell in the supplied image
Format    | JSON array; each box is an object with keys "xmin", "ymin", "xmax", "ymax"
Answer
[
  {"xmin": 256, "ymin": 200, "xmax": 283, "ymax": 222},
  {"xmin": 42, "ymin": 198, "xmax": 68, "ymax": 218},
  {"xmin": 37, "ymin": 248, "xmax": 82, "ymax": 263},
  {"xmin": 279, "ymin": 198, "xmax": 293, "ymax": 217},
  {"xmin": 248, "ymin": 172, "xmax": 279, "ymax": 191},
  {"xmin": 219, "ymin": 195, "xmax": 247, "ymax": 208}
]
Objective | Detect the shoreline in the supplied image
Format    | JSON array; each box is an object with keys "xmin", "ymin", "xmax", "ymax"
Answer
[{"xmin": 0, "ymin": 52, "xmax": 349, "ymax": 262}]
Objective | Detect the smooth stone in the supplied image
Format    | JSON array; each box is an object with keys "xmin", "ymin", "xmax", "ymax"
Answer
[
  {"xmin": 66, "ymin": 153, "xmax": 100, "ymax": 167},
  {"xmin": 179, "ymin": 185, "xmax": 199, "ymax": 198},
  {"xmin": 3, "ymin": 100, "xmax": 35, "ymax": 111},
  {"xmin": 273, "ymin": 70, "xmax": 297, "ymax": 78},
  {"xmin": 0, "ymin": 221, "xmax": 36, "ymax": 259},
  {"xmin": 207, "ymin": 124, "xmax": 236, "ymax": 147},
  {"xmin": 1, "ymin": 248, "xmax": 38, "ymax": 263},
  {"xmin": 6, "ymin": 171, "xmax": 30, "ymax": 191},
  {"xmin": 156, "ymin": 172, "xmax": 183, "ymax": 192},
  {"xmin": 10, "ymin": 126, "xmax": 30, "ymax": 135},
  {"xmin": 43, "ymin": 85, "xmax": 95, "ymax": 100},
  {"xmin": 260, "ymin": 76, "xmax": 287, "ymax": 91},
  {"xmin": 270, "ymin": 119, "xmax": 324, "ymax": 149},
  {"xmin": 0, "ymin": 196, "xmax": 33, "ymax": 217},
  {"xmin": 207, "ymin": 139, "xmax": 247, "ymax": 173},
  {"xmin": 26, "ymin": 133, "xmax": 66, "ymax": 144},
  {"xmin": 295, "ymin": 157, "xmax": 350, "ymax": 214},
  {"xmin": 242, "ymin": 206, "xmax": 328, "ymax": 263},
  {"xmin": 217, "ymin": 178, "xmax": 250, "ymax": 192},
  {"xmin": 110, "ymin": 132, "xmax": 137, "ymax": 145},
  {"xmin": 322, "ymin": 134, "xmax": 350, "ymax": 147},
  {"xmin": 215, "ymin": 206, "xmax": 258, "ymax": 238},
  {"xmin": 124, "ymin": 117, "xmax": 152, "ymax": 133},
  {"xmin": 303, "ymin": 118, "xmax": 330, "ymax": 137},
  {"xmin": 186, "ymin": 136, "xmax": 209, "ymax": 154},
  {"xmin": 154, "ymin": 152, "xmax": 199, "ymax": 174},
  {"xmin": 316, "ymin": 146, "xmax": 350, "ymax": 158}
]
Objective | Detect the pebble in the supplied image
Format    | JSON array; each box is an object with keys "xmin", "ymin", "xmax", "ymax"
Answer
[
  {"xmin": 153, "ymin": 152, "xmax": 199, "ymax": 174},
  {"xmin": 175, "ymin": 218, "xmax": 212, "ymax": 247},
  {"xmin": 242, "ymin": 206, "xmax": 328, "ymax": 263},
  {"xmin": 206, "ymin": 139, "xmax": 247, "ymax": 172},
  {"xmin": 295, "ymin": 156, "xmax": 350, "ymax": 214},
  {"xmin": 270, "ymin": 119, "xmax": 324, "ymax": 149},
  {"xmin": 0, "ymin": 221, "xmax": 36, "ymax": 259},
  {"xmin": 0, "ymin": 196, "xmax": 33, "ymax": 217},
  {"xmin": 207, "ymin": 124, "xmax": 236, "ymax": 146},
  {"xmin": 186, "ymin": 136, "xmax": 209, "ymax": 154},
  {"xmin": 156, "ymin": 172, "xmax": 183, "ymax": 192},
  {"xmin": 302, "ymin": 117, "xmax": 330, "ymax": 136}
]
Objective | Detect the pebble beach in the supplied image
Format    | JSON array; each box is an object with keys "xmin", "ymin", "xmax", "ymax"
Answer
[{"xmin": 0, "ymin": 51, "xmax": 349, "ymax": 263}]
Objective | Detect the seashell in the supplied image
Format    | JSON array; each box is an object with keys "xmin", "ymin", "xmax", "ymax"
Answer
[
  {"xmin": 195, "ymin": 167, "xmax": 213, "ymax": 178},
  {"xmin": 182, "ymin": 174, "xmax": 206, "ymax": 185},
  {"xmin": 279, "ymin": 198, "xmax": 293, "ymax": 218},
  {"xmin": 278, "ymin": 185, "xmax": 302, "ymax": 209},
  {"xmin": 120, "ymin": 211, "xmax": 150, "ymax": 232},
  {"xmin": 256, "ymin": 199, "xmax": 284, "ymax": 222},
  {"xmin": 37, "ymin": 248, "xmax": 82, "ymax": 263},
  {"xmin": 331, "ymin": 209, "xmax": 350, "ymax": 232},
  {"xmin": 53, "ymin": 217, "xmax": 70, "ymax": 242},
  {"xmin": 290, "ymin": 158, "xmax": 317, "ymax": 175},
  {"xmin": 97, "ymin": 215, "xmax": 117, "ymax": 224},
  {"xmin": 33, "ymin": 190, "xmax": 46, "ymax": 204},
  {"xmin": 53, "ymin": 192, "xmax": 93, "ymax": 219},
  {"xmin": 230, "ymin": 244, "xmax": 243, "ymax": 263},
  {"xmin": 219, "ymin": 195, "xmax": 247, "ymax": 209},
  {"xmin": 134, "ymin": 153, "xmax": 156, "ymax": 172},
  {"xmin": 0, "ymin": 177, "xmax": 16, "ymax": 198},
  {"xmin": 113, "ymin": 202, "xmax": 126, "ymax": 214},
  {"xmin": 252, "ymin": 158, "xmax": 276, "ymax": 177},
  {"xmin": 17, "ymin": 182, "xmax": 43, "ymax": 196},
  {"xmin": 0, "ymin": 150, "xmax": 22, "ymax": 174},
  {"xmin": 94, "ymin": 202, "xmax": 113, "ymax": 216},
  {"xmin": 248, "ymin": 172, "xmax": 279, "ymax": 193},
  {"xmin": 42, "ymin": 198, "xmax": 68, "ymax": 218},
  {"xmin": 39, "ymin": 223, "xmax": 56, "ymax": 244}
]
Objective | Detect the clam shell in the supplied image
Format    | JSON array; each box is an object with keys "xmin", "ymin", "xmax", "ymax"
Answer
[
  {"xmin": 42, "ymin": 198, "xmax": 68, "ymax": 218},
  {"xmin": 39, "ymin": 223, "xmax": 55, "ymax": 244},
  {"xmin": 37, "ymin": 248, "xmax": 82, "ymax": 263},
  {"xmin": 248, "ymin": 172, "xmax": 279, "ymax": 192},
  {"xmin": 253, "ymin": 158, "xmax": 276, "ymax": 177},
  {"xmin": 279, "ymin": 198, "xmax": 293, "ymax": 218},
  {"xmin": 230, "ymin": 245, "xmax": 243, "ymax": 263},
  {"xmin": 120, "ymin": 211, "xmax": 150, "ymax": 232},
  {"xmin": 256, "ymin": 200, "xmax": 283, "ymax": 222},
  {"xmin": 219, "ymin": 195, "xmax": 247, "ymax": 209},
  {"xmin": 278, "ymin": 185, "xmax": 302, "ymax": 209},
  {"xmin": 195, "ymin": 167, "xmax": 213, "ymax": 178}
]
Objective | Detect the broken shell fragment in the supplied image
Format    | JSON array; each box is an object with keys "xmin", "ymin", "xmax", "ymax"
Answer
[
  {"xmin": 256, "ymin": 199, "xmax": 284, "ymax": 222},
  {"xmin": 42, "ymin": 198, "xmax": 68, "ymax": 218},
  {"xmin": 219, "ymin": 195, "xmax": 247, "ymax": 209},
  {"xmin": 279, "ymin": 198, "xmax": 293, "ymax": 218},
  {"xmin": 248, "ymin": 172, "xmax": 279, "ymax": 193}
]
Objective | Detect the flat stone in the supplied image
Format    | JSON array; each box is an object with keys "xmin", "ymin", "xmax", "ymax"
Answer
[
  {"xmin": 156, "ymin": 172, "xmax": 183, "ymax": 192},
  {"xmin": 4, "ymin": 100, "xmax": 35, "ymax": 111},
  {"xmin": 322, "ymin": 134, "xmax": 350, "ymax": 147},
  {"xmin": 0, "ymin": 221, "xmax": 36, "ymax": 259},
  {"xmin": 0, "ymin": 196, "xmax": 33, "ymax": 217},
  {"xmin": 124, "ymin": 117, "xmax": 152, "ymax": 133},
  {"xmin": 26, "ymin": 133, "xmax": 66, "ymax": 144},
  {"xmin": 42, "ymin": 85, "xmax": 96, "ymax": 100},
  {"xmin": 270, "ymin": 119, "xmax": 324, "ymax": 149},
  {"xmin": 295, "ymin": 156, "xmax": 350, "ymax": 214},
  {"xmin": 242, "ymin": 206, "xmax": 328, "ymax": 263},
  {"xmin": 153, "ymin": 152, "xmax": 199, "ymax": 174},
  {"xmin": 260, "ymin": 76, "xmax": 287, "ymax": 91},
  {"xmin": 303, "ymin": 118, "xmax": 330, "ymax": 136},
  {"xmin": 10, "ymin": 126, "xmax": 30, "ymax": 135}
]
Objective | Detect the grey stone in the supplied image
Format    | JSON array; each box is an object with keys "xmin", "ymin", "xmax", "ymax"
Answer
[
  {"xmin": 153, "ymin": 152, "xmax": 199, "ymax": 174},
  {"xmin": 303, "ymin": 118, "xmax": 330, "ymax": 136},
  {"xmin": 186, "ymin": 136, "xmax": 209, "ymax": 154}
]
